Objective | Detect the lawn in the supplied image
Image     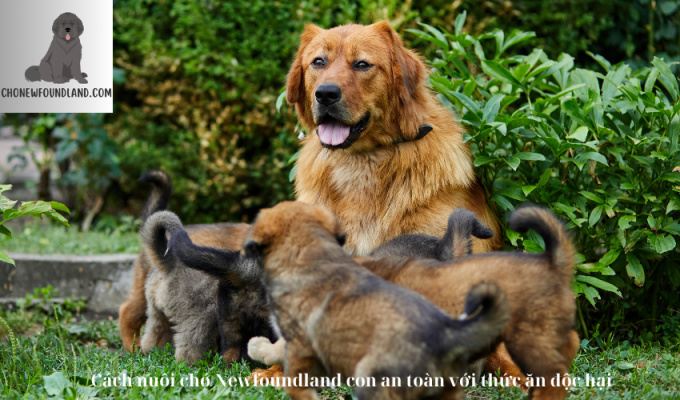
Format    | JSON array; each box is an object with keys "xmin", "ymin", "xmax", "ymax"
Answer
[
  {"xmin": 0, "ymin": 220, "xmax": 140, "ymax": 256},
  {"xmin": 1, "ymin": 296, "xmax": 679, "ymax": 400}
]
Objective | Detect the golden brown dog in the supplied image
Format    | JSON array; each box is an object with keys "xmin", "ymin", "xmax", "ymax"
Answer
[
  {"xmin": 118, "ymin": 170, "xmax": 249, "ymax": 352},
  {"xmin": 244, "ymin": 201, "xmax": 509, "ymax": 400},
  {"xmin": 289, "ymin": 21, "xmax": 502, "ymax": 256},
  {"xmin": 355, "ymin": 206, "xmax": 580, "ymax": 400}
]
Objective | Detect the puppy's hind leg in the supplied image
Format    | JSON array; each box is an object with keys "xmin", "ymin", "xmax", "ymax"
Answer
[
  {"xmin": 140, "ymin": 304, "xmax": 172, "ymax": 355},
  {"xmin": 39, "ymin": 61, "xmax": 53, "ymax": 82},
  {"xmin": 173, "ymin": 316, "xmax": 219, "ymax": 365},
  {"xmin": 283, "ymin": 340, "xmax": 323, "ymax": 400}
]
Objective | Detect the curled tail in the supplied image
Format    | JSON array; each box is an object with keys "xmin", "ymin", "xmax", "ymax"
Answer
[
  {"xmin": 141, "ymin": 211, "xmax": 183, "ymax": 273},
  {"xmin": 448, "ymin": 282, "xmax": 509, "ymax": 360},
  {"xmin": 25, "ymin": 66, "xmax": 40, "ymax": 82},
  {"xmin": 169, "ymin": 230, "xmax": 257, "ymax": 282},
  {"xmin": 139, "ymin": 170, "xmax": 173, "ymax": 226},
  {"xmin": 508, "ymin": 205, "xmax": 575, "ymax": 283},
  {"xmin": 437, "ymin": 209, "xmax": 495, "ymax": 260}
]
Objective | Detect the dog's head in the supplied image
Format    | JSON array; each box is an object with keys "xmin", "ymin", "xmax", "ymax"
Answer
[
  {"xmin": 287, "ymin": 22, "xmax": 428, "ymax": 151},
  {"xmin": 52, "ymin": 12, "xmax": 84, "ymax": 42},
  {"xmin": 241, "ymin": 201, "xmax": 346, "ymax": 263}
]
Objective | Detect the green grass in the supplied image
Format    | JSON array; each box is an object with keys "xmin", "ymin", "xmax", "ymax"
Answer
[
  {"xmin": 1, "ymin": 304, "xmax": 679, "ymax": 400},
  {"xmin": 0, "ymin": 221, "xmax": 140, "ymax": 255}
]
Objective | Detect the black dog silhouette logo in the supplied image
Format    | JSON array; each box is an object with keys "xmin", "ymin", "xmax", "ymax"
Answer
[{"xmin": 25, "ymin": 12, "xmax": 88, "ymax": 84}]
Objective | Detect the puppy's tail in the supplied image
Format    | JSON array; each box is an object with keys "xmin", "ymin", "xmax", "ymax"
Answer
[
  {"xmin": 169, "ymin": 230, "xmax": 257, "ymax": 282},
  {"xmin": 448, "ymin": 282, "xmax": 509, "ymax": 360},
  {"xmin": 25, "ymin": 66, "xmax": 41, "ymax": 82},
  {"xmin": 139, "ymin": 170, "xmax": 173, "ymax": 227},
  {"xmin": 508, "ymin": 205, "xmax": 575, "ymax": 283},
  {"xmin": 437, "ymin": 209, "xmax": 495, "ymax": 260},
  {"xmin": 141, "ymin": 211, "xmax": 183, "ymax": 273}
]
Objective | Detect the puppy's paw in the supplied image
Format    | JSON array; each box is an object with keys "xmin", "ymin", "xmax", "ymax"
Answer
[
  {"xmin": 248, "ymin": 365, "xmax": 284, "ymax": 387},
  {"xmin": 77, "ymin": 78, "xmax": 88, "ymax": 84},
  {"xmin": 53, "ymin": 77, "xmax": 67, "ymax": 84},
  {"xmin": 248, "ymin": 336, "xmax": 275, "ymax": 363}
]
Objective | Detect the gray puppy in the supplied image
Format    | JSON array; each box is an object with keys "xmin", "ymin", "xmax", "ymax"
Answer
[
  {"xmin": 25, "ymin": 12, "xmax": 88, "ymax": 84},
  {"xmin": 369, "ymin": 208, "xmax": 495, "ymax": 260},
  {"xmin": 140, "ymin": 211, "xmax": 219, "ymax": 364}
]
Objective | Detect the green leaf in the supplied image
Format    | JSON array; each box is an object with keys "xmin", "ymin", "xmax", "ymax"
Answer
[
  {"xmin": 537, "ymin": 168, "xmax": 552, "ymax": 186},
  {"xmin": 574, "ymin": 152, "xmax": 609, "ymax": 166},
  {"xmin": 482, "ymin": 94, "xmax": 504, "ymax": 124},
  {"xmin": 0, "ymin": 225, "xmax": 11, "ymax": 238},
  {"xmin": 618, "ymin": 215, "xmax": 636, "ymax": 230},
  {"xmin": 513, "ymin": 152, "xmax": 546, "ymax": 161},
  {"xmin": 649, "ymin": 234, "xmax": 676, "ymax": 254},
  {"xmin": 616, "ymin": 361, "xmax": 635, "ymax": 370},
  {"xmin": 586, "ymin": 51, "xmax": 612, "ymax": 72},
  {"xmin": 667, "ymin": 199, "xmax": 680, "ymax": 215},
  {"xmin": 589, "ymin": 205, "xmax": 604, "ymax": 227},
  {"xmin": 0, "ymin": 195, "xmax": 17, "ymax": 212},
  {"xmin": 450, "ymin": 91, "xmax": 481, "ymax": 114},
  {"xmin": 522, "ymin": 185, "xmax": 537, "ymax": 196},
  {"xmin": 576, "ymin": 275, "xmax": 622, "ymax": 297},
  {"xmin": 288, "ymin": 162, "xmax": 298, "ymax": 182},
  {"xmin": 669, "ymin": 263, "xmax": 680, "ymax": 287},
  {"xmin": 0, "ymin": 250, "xmax": 15, "ymax": 266},
  {"xmin": 567, "ymin": 126, "xmax": 589, "ymax": 142},
  {"xmin": 595, "ymin": 248, "xmax": 621, "ymax": 268},
  {"xmin": 661, "ymin": 172, "xmax": 680, "ymax": 183},
  {"xmin": 50, "ymin": 202, "xmax": 71, "ymax": 214},
  {"xmin": 43, "ymin": 371, "xmax": 71, "ymax": 396},
  {"xmin": 417, "ymin": 23, "xmax": 449, "ymax": 50},
  {"xmin": 580, "ymin": 191, "xmax": 605, "ymax": 204},
  {"xmin": 454, "ymin": 11, "xmax": 467, "ymax": 36},
  {"xmin": 276, "ymin": 89, "xmax": 287, "ymax": 112},
  {"xmin": 481, "ymin": 60, "xmax": 524, "ymax": 89},
  {"xmin": 0, "ymin": 184, "xmax": 12, "ymax": 196},
  {"xmin": 523, "ymin": 240, "xmax": 544, "ymax": 253},
  {"xmin": 491, "ymin": 194, "xmax": 514, "ymax": 211},
  {"xmin": 645, "ymin": 68, "xmax": 659, "ymax": 93},
  {"xmin": 660, "ymin": 1, "xmax": 678, "ymax": 14},
  {"xmin": 663, "ymin": 221, "xmax": 680, "ymax": 236},
  {"xmin": 474, "ymin": 156, "xmax": 499, "ymax": 167},
  {"xmin": 506, "ymin": 229, "xmax": 521, "ymax": 246},
  {"xmin": 652, "ymin": 57, "xmax": 679, "ymax": 100},
  {"xmin": 625, "ymin": 253, "xmax": 645, "ymax": 287},
  {"xmin": 505, "ymin": 156, "xmax": 521, "ymax": 170}
]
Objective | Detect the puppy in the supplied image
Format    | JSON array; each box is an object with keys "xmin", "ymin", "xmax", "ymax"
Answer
[
  {"xmin": 243, "ymin": 201, "xmax": 509, "ymax": 400},
  {"xmin": 140, "ymin": 211, "xmax": 220, "ymax": 364},
  {"xmin": 118, "ymin": 170, "xmax": 250, "ymax": 352},
  {"xmin": 356, "ymin": 206, "xmax": 580, "ymax": 400},
  {"xmin": 25, "ymin": 12, "xmax": 88, "ymax": 84},
  {"xmin": 369, "ymin": 208, "xmax": 495, "ymax": 261},
  {"xmin": 167, "ymin": 229, "xmax": 277, "ymax": 363}
]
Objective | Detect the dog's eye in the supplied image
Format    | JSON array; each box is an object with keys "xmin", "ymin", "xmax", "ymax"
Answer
[
  {"xmin": 312, "ymin": 58, "xmax": 326, "ymax": 68},
  {"xmin": 354, "ymin": 61, "xmax": 372, "ymax": 70}
]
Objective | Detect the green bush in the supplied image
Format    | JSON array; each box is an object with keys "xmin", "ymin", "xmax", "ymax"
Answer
[{"xmin": 409, "ymin": 13, "xmax": 680, "ymax": 343}]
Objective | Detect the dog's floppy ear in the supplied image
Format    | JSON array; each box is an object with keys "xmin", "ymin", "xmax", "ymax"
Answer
[
  {"xmin": 75, "ymin": 14, "xmax": 84, "ymax": 35},
  {"xmin": 286, "ymin": 24, "xmax": 323, "ymax": 106},
  {"xmin": 52, "ymin": 15, "xmax": 61, "ymax": 35},
  {"xmin": 373, "ymin": 21, "xmax": 427, "ymax": 139}
]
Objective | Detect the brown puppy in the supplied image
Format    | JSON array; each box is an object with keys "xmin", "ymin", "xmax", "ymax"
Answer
[
  {"xmin": 290, "ymin": 22, "xmax": 502, "ymax": 256},
  {"xmin": 243, "ymin": 201, "xmax": 509, "ymax": 400},
  {"xmin": 118, "ymin": 170, "xmax": 249, "ymax": 352},
  {"xmin": 356, "ymin": 206, "xmax": 580, "ymax": 400}
]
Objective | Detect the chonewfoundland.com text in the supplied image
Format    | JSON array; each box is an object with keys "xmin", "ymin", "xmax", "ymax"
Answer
[{"xmin": 1, "ymin": 87, "xmax": 112, "ymax": 98}]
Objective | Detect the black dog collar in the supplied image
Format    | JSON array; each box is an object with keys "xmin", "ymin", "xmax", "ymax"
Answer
[{"xmin": 392, "ymin": 124, "xmax": 433, "ymax": 145}]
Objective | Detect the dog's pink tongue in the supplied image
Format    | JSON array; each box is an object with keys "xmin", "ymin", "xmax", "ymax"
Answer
[
  {"xmin": 66, "ymin": 33, "xmax": 71, "ymax": 40},
  {"xmin": 318, "ymin": 122, "xmax": 350, "ymax": 146}
]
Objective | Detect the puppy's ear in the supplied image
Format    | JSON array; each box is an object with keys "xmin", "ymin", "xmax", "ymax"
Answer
[
  {"xmin": 76, "ymin": 15, "xmax": 84, "ymax": 35},
  {"xmin": 52, "ymin": 16, "xmax": 60, "ymax": 35},
  {"xmin": 286, "ymin": 24, "xmax": 323, "ymax": 106},
  {"xmin": 241, "ymin": 240, "xmax": 264, "ymax": 259},
  {"xmin": 373, "ymin": 21, "xmax": 427, "ymax": 139}
]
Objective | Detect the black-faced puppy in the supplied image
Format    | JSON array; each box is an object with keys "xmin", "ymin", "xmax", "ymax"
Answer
[
  {"xmin": 167, "ymin": 230, "xmax": 277, "ymax": 363},
  {"xmin": 358, "ymin": 206, "xmax": 580, "ymax": 400},
  {"xmin": 140, "ymin": 211, "xmax": 219, "ymax": 364},
  {"xmin": 369, "ymin": 208, "xmax": 495, "ymax": 260},
  {"xmin": 25, "ymin": 12, "xmax": 88, "ymax": 84},
  {"xmin": 243, "ymin": 201, "xmax": 509, "ymax": 400}
]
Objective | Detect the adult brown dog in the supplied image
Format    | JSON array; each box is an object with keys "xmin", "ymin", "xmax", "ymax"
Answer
[
  {"xmin": 289, "ymin": 21, "xmax": 502, "ymax": 256},
  {"xmin": 244, "ymin": 201, "xmax": 509, "ymax": 400},
  {"xmin": 118, "ymin": 171, "xmax": 249, "ymax": 352}
]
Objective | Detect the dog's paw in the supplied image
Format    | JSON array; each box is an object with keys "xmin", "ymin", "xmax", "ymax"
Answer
[
  {"xmin": 53, "ymin": 77, "xmax": 67, "ymax": 84},
  {"xmin": 77, "ymin": 78, "xmax": 88, "ymax": 84},
  {"xmin": 247, "ymin": 336, "xmax": 275, "ymax": 363}
]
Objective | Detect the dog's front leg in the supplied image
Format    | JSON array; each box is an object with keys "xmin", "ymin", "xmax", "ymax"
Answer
[
  {"xmin": 70, "ymin": 60, "xmax": 87, "ymax": 84},
  {"xmin": 283, "ymin": 340, "xmax": 323, "ymax": 400}
]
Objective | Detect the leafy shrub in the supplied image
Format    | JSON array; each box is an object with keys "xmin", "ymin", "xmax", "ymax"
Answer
[{"xmin": 409, "ymin": 13, "xmax": 680, "ymax": 341}]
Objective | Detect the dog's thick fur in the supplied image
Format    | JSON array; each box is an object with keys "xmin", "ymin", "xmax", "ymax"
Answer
[
  {"xmin": 355, "ymin": 206, "xmax": 580, "ymax": 400},
  {"xmin": 25, "ymin": 12, "xmax": 88, "ymax": 84},
  {"xmin": 243, "ymin": 201, "xmax": 509, "ymax": 400},
  {"xmin": 167, "ymin": 229, "xmax": 277, "ymax": 363},
  {"xmin": 369, "ymin": 208, "xmax": 495, "ymax": 261},
  {"xmin": 118, "ymin": 170, "xmax": 250, "ymax": 352},
  {"xmin": 290, "ymin": 22, "xmax": 502, "ymax": 256},
  {"xmin": 140, "ymin": 211, "xmax": 220, "ymax": 364}
]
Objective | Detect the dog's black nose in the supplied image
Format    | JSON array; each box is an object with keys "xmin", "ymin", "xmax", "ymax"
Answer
[
  {"xmin": 65, "ymin": 28, "xmax": 71, "ymax": 32},
  {"xmin": 315, "ymin": 83, "xmax": 342, "ymax": 106}
]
